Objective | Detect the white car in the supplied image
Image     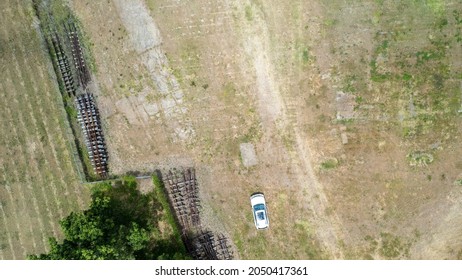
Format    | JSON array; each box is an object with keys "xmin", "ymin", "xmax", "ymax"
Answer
[{"xmin": 250, "ymin": 193, "xmax": 269, "ymax": 229}]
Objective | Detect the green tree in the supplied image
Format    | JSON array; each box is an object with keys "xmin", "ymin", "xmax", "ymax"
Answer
[{"xmin": 29, "ymin": 177, "xmax": 189, "ymax": 260}]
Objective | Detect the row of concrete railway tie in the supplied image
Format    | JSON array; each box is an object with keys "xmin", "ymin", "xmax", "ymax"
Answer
[
  {"xmin": 66, "ymin": 23, "xmax": 109, "ymax": 177},
  {"xmin": 76, "ymin": 93, "xmax": 108, "ymax": 177},
  {"xmin": 45, "ymin": 15, "xmax": 230, "ymax": 257},
  {"xmin": 66, "ymin": 22, "xmax": 91, "ymax": 88},
  {"xmin": 188, "ymin": 230, "xmax": 234, "ymax": 260},
  {"xmin": 51, "ymin": 34, "xmax": 76, "ymax": 96},
  {"xmin": 164, "ymin": 168, "xmax": 233, "ymax": 260},
  {"xmin": 48, "ymin": 21, "xmax": 108, "ymax": 178},
  {"xmin": 166, "ymin": 168, "xmax": 201, "ymax": 232}
]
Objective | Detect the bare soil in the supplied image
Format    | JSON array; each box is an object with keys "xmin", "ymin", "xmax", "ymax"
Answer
[{"xmin": 71, "ymin": 0, "xmax": 462, "ymax": 259}]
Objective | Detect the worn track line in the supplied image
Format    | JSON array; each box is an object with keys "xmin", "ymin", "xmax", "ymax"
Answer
[
  {"xmin": 34, "ymin": 66, "xmax": 84, "ymax": 209},
  {"xmin": 0, "ymin": 201, "xmax": 16, "ymax": 259},
  {"xmin": 0, "ymin": 80, "xmax": 26, "ymax": 260},
  {"xmin": 13, "ymin": 0, "xmax": 69, "ymax": 222},
  {"xmin": 234, "ymin": 0, "xmax": 344, "ymax": 258},
  {"xmin": 0, "ymin": 68, "xmax": 39, "ymax": 258},
  {"xmin": 16, "ymin": 47, "xmax": 68, "ymax": 221},
  {"xmin": 1, "ymin": 69, "xmax": 50, "ymax": 255},
  {"xmin": 0, "ymin": 162, "xmax": 40, "ymax": 256},
  {"xmin": 3, "ymin": 34, "xmax": 61, "ymax": 245},
  {"xmin": 16, "ymin": 0, "xmax": 84, "ymax": 212},
  {"xmin": 8, "ymin": 51, "xmax": 61, "ymax": 239}
]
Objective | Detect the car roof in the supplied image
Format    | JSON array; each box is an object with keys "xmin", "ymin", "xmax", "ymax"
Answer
[
  {"xmin": 250, "ymin": 194, "xmax": 265, "ymax": 206},
  {"xmin": 250, "ymin": 192, "xmax": 264, "ymax": 198},
  {"xmin": 250, "ymin": 193, "xmax": 269, "ymax": 229}
]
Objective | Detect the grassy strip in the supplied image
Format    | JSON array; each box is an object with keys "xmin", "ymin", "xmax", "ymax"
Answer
[
  {"xmin": 32, "ymin": 0, "xmax": 105, "ymax": 182},
  {"xmin": 152, "ymin": 174, "xmax": 187, "ymax": 254}
]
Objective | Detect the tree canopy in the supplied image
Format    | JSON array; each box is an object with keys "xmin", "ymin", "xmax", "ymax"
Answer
[{"xmin": 29, "ymin": 177, "xmax": 189, "ymax": 260}]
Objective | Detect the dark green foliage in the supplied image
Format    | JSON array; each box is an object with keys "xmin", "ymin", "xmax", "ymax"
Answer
[{"xmin": 29, "ymin": 178, "xmax": 190, "ymax": 260}]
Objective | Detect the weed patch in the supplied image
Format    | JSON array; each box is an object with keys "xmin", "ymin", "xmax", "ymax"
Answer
[
  {"xmin": 407, "ymin": 151, "xmax": 434, "ymax": 167},
  {"xmin": 321, "ymin": 158, "xmax": 339, "ymax": 170}
]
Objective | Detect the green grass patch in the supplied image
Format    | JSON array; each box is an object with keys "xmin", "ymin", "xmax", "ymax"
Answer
[
  {"xmin": 302, "ymin": 48, "xmax": 310, "ymax": 63},
  {"xmin": 379, "ymin": 232, "xmax": 411, "ymax": 259},
  {"xmin": 320, "ymin": 158, "xmax": 339, "ymax": 170},
  {"xmin": 370, "ymin": 59, "xmax": 393, "ymax": 82},
  {"xmin": 220, "ymin": 82, "xmax": 237, "ymax": 103},
  {"xmin": 240, "ymin": 121, "xmax": 262, "ymax": 143},
  {"xmin": 337, "ymin": 118, "xmax": 354, "ymax": 125},
  {"xmin": 402, "ymin": 73, "xmax": 412, "ymax": 81},
  {"xmin": 407, "ymin": 151, "xmax": 434, "ymax": 167},
  {"xmin": 245, "ymin": 5, "xmax": 253, "ymax": 21},
  {"xmin": 294, "ymin": 220, "xmax": 326, "ymax": 259},
  {"xmin": 454, "ymin": 179, "xmax": 462, "ymax": 186}
]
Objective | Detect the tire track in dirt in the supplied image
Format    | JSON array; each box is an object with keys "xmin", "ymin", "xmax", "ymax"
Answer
[
  {"xmin": 0, "ymin": 76, "xmax": 35, "ymax": 258},
  {"xmin": 19, "ymin": 0, "xmax": 85, "ymax": 213},
  {"xmin": 0, "ymin": 0, "xmax": 86, "ymax": 258},
  {"xmin": 0, "ymin": 7, "xmax": 46, "ymax": 254},
  {"xmin": 290, "ymin": 0, "xmax": 347, "ymax": 258},
  {"xmin": 2, "ymin": 67, "xmax": 53, "ymax": 252},
  {"xmin": 0, "ymin": 201, "xmax": 15, "ymax": 259},
  {"xmin": 13, "ymin": 44, "xmax": 66, "ymax": 223},
  {"xmin": 6, "ymin": 31, "xmax": 61, "ymax": 240},
  {"xmin": 232, "ymin": 0, "xmax": 344, "ymax": 258},
  {"xmin": 13, "ymin": 0, "xmax": 72, "ymax": 221},
  {"xmin": 0, "ymin": 162, "xmax": 40, "ymax": 256},
  {"xmin": 0, "ymin": 17, "xmax": 62, "ymax": 255}
]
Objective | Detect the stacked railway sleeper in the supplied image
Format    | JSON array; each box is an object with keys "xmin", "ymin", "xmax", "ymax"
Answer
[
  {"xmin": 50, "ymin": 33, "xmax": 75, "ymax": 96},
  {"xmin": 38, "ymin": 10, "xmax": 109, "ymax": 179},
  {"xmin": 164, "ymin": 168, "xmax": 201, "ymax": 232},
  {"xmin": 76, "ymin": 93, "xmax": 108, "ymax": 177},
  {"xmin": 66, "ymin": 22, "xmax": 109, "ymax": 178},
  {"xmin": 188, "ymin": 230, "xmax": 234, "ymax": 260},
  {"xmin": 162, "ymin": 168, "xmax": 233, "ymax": 260},
  {"xmin": 65, "ymin": 22, "xmax": 91, "ymax": 88}
]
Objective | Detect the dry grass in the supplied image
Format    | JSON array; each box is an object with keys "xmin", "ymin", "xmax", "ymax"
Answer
[
  {"xmin": 305, "ymin": 0, "xmax": 462, "ymax": 259},
  {"xmin": 23, "ymin": 0, "xmax": 462, "ymax": 260},
  {"xmin": 0, "ymin": 0, "xmax": 90, "ymax": 259}
]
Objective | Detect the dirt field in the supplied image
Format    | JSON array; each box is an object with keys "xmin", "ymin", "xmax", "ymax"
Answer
[
  {"xmin": 69, "ymin": 0, "xmax": 462, "ymax": 259},
  {"xmin": 2, "ymin": 0, "xmax": 462, "ymax": 260},
  {"xmin": 0, "ymin": 0, "xmax": 90, "ymax": 259}
]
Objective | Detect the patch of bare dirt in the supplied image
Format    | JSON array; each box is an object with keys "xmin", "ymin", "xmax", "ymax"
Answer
[
  {"xmin": 72, "ymin": 0, "xmax": 462, "ymax": 260},
  {"xmin": 136, "ymin": 178, "xmax": 154, "ymax": 194}
]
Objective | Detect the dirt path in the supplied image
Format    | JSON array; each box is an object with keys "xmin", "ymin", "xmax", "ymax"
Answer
[
  {"xmin": 114, "ymin": 0, "xmax": 346, "ymax": 258},
  {"xmin": 232, "ymin": 0, "xmax": 344, "ymax": 258},
  {"xmin": 70, "ymin": 0, "xmax": 462, "ymax": 259}
]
